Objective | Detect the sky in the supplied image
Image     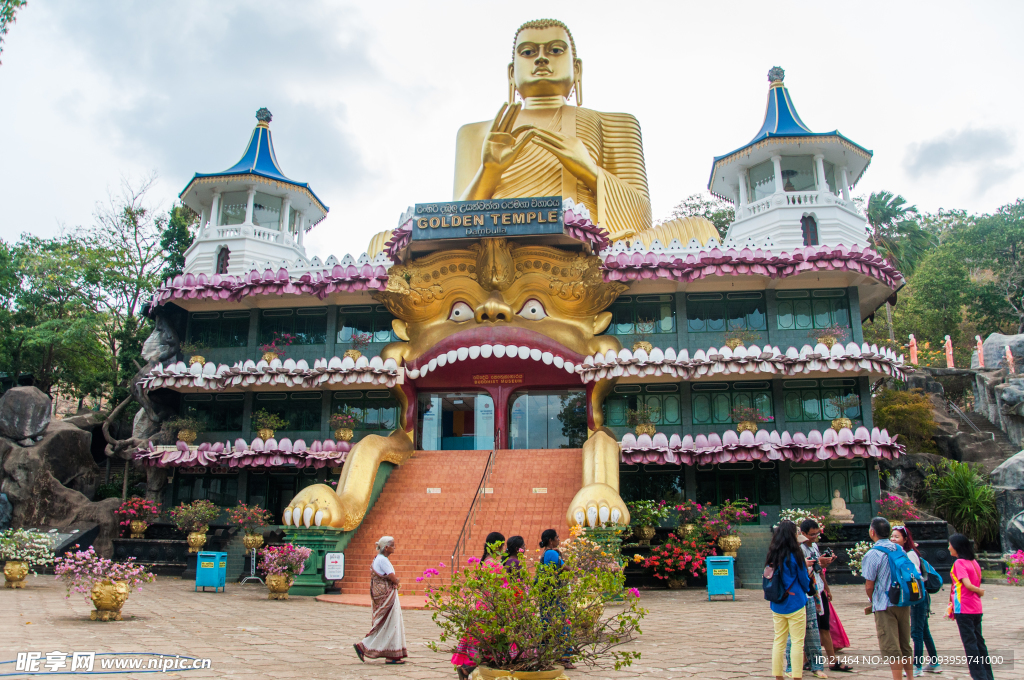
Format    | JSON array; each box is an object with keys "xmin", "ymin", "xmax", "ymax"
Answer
[{"xmin": 1, "ymin": 1, "xmax": 1021, "ymax": 259}]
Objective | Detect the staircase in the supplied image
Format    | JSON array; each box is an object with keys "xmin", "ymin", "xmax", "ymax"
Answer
[
  {"xmin": 957, "ymin": 410, "xmax": 1020, "ymax": 472},
  {"xmin": 735, "ymin": 525, "xmax": 772, "ymax": 589},
  {"xmin": 340, "ymin": 449, "xmax": 582, "ymax": 595}
]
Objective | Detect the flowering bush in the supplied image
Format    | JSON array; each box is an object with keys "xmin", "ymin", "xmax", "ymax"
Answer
[
  {"xmin": 330, "ymin": 410, "xmax": 360, "ymax": 429},
  {"xmin": 673, "ymin": 500, "xmax": 705, "ymax": 525},
  {"xmin": 54, "ymin": 545, "xmax": 154, "ymax": 602},
  {"xmin": 642, "ymin": 533, "xmax": 713, "ymax": 581},
  {"xmin": 169, "ymin": 499, "xmax": 220, "ymax": 533},
  {"xmin": 350, "ymin": 330, "xmax": 373, "ymax": 351},
  {"xmin": 226, "ymin": 503, "xmax": 273, "ymax": 534},
  {"xmin": 423, "ymin": 528, "xmax": 646, "ymax": 672},
  {"xmin": 809, "ymin": 323, "xmax": 850, "ymax": 344},
  {"xmin": 729, "ymin": 407, "xmax": 773, "ymax": 423},
  {"xmin": 846, "ymin": 541, "xmax": 875, "ymax": 577},
  {"xmin": 258, "ymin": 544, "xmax": 312, "ymax": 578},
  {"xmin": 627, "ymin": 499, "xmax": 669, "ymax": 527},
  {"xmin": 115, "ymin": 497, "xmax": 162, "ymax": 528},
  {"xmin": 704, "ymin": 499, "xmax": 762, "ymax": 538},
  {"xmin": 0, "ymin": 529, "xmax": 55, "ymax": 573},
  {"xmin": 258, "ymin": 332, "xmax": 297, "ymax": 357},
  {"xmin": 876, "ymin": 494, "xmax": 921, "ymax": 522},
  {"xmin": 559, "ymin": 529, "xmax": 623, "ymax": 574},
  {"xmin": 1006, "ymin": 550, "xmax": 1024, "ymax": 586}
]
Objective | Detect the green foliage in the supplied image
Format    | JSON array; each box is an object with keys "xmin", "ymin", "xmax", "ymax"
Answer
[
  {"xmin": 899, "ymin": 246, "xmax": 972, "ymax": 346},
  {"xmin": 872, "ymin": 388, "xmax": 937, "ymax": 453},
  {"xmin": 0, "ymin": 0, "xmax": 27, "ymax": 64},
  {"xmin": 169, "ymin": 499, "xmax": 220, "ymax": 533},
  {"xmin": 162, "ymin": 415, "xmax": 206, "ymax": 436},
  {"xmin": 626, "ymin": 499, "xmax": 669, "ymax": 527},
  {"xmin": 159, "ymin": 205, "xmax": 197, "ymax": 282},
  {"xmin": 252, "ymin": 409, "xmax": 290, "ymax": 432},
  {"xmin": 866, "ymin": 191, "xmax": 935, "ymax": 276},
  {"xmin": 667, "ymin": 192, "xmax": 735, "ymax": 240},
  {"xmin": 923, "ymin": 460, "xmax": 999, "ymax": 543}
]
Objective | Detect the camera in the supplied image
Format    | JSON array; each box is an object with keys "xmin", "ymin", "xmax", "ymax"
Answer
[
  {"xmin": 811, "ymin": 558, "xmax": 823, "ymax": 574},
  {"xmin": 821, "ymin": 548, "xmax": 835, "ymax": 559}
]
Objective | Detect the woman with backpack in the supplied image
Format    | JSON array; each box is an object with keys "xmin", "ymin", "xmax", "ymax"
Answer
[
  {"xmin": 892, "ymin": 525, "xmax": 941, "ymax": 676},
  {"xmin": 948, "ymin": 534, "xmax": 993, "ymax": 680},
  {"xmin": 766, "ymin": 520, "xmax": 814, "ymax": 680}
]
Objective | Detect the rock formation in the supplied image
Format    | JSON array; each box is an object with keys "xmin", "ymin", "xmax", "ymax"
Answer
[
  {"xmin": 0, "ymin": 386, "xmax": 52, "ymax": 445},
  {"xmin": 992, "ymin": 451, "xmax": 1024, "ymax": 553}
]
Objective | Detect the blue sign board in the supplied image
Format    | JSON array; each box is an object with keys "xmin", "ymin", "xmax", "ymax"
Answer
[{"xmin": 411, "ymin": 197, "xmax": 563, "ymax": 241}]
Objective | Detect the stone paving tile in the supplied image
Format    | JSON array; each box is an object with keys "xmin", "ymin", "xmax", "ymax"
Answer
[{"xmin": 2, "ymin": 575, "xmax": 1022, "ymax": 679}]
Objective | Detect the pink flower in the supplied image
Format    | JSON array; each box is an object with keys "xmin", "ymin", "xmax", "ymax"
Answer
[
  {"xmin": 627, "ymin": 587, "xmax": 640, "ymax": 598},
  {"xmin": 416, "ymin": 577, "xmax": 424, "ymax": 582}
]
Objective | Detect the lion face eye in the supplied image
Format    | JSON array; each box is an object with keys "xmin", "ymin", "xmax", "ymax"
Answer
[
  {"xmin": 448, "ymin": 301, "xmax": 473, "ymax": 322},
  {"xmin": 518, "ymin": 299, "xmax": 548, "ymax": 321}
]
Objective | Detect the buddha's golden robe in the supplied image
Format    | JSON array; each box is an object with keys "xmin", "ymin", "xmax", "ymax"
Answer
[{"xmin": 454, "ymin": 105, "xmax": 652, "ymax": 241}]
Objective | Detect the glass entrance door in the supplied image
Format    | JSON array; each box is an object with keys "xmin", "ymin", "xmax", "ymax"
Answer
[
  {"xmin": 508, "ymin": 390, "xmax": 586, "ymax": 449},
  {"xmin": 417, "ymin": 392, "xmax": 495, "ymax": 450}
]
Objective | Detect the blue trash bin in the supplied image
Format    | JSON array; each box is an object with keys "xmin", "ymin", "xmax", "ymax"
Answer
[
  {"xmin": 195, "ymin": 551, "xmax": 227, "ymax": 592},
  {"xmin": 706, "ymin": 555, "xmax": 735, "ymax": 601}
]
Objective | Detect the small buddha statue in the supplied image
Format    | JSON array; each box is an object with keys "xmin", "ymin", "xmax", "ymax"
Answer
[{"xmin": 829, "ymin": 489, "xmax": 855, "ymax": 524}]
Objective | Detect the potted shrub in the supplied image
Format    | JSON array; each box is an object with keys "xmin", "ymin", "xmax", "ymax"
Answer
[
  {"xmin": 258, "ymin": 543, "xmax": 313, "ymax": 600},
  {"xmin": 259, "ymin": 332, "xmax": 297, "ymax": 362},
  {"xmin": 706, "ymin": 499, "xmax": 761, "ymax": 557},
  {"xmin": 115, "ymin": 497, "xmax": 162, "ymax": 539},
  {"xmin": 809, "ymin": 323, "xmax": 849, "ymax": 350},
  {"xmin": 330, "ymin": 409, "xmax": 360, "ymax": 442},
  {"xmin": 345, "ymin": 330, "xmax": 373, "ymax": 360},
  {"xmin": 1, "ymin": 529, "xmax": 55, "ymax": 588},
  {"xmin": 228, "ymin": 503, "xmax": 274, "ymax": 551},
  {"xmin": 252, "ymin": 409, "xmax": 290, "ymax": 441},
  {"xmin": 673, "ymin": 500, "xmax": 705, "ymax": 537},
  {"xmin": 424, "ymin": 526, "xmax": 645, "ymax": 677},
  {"xmin": 724, "ymin": 329, "xmax": 761, "ymax": 350},
  {"xmin": 54, "ymin": 545, "xmax": 155, "ymax": 621},
  {"xmin": 729, "ymin": 406, "xmax": 772, "ymax": 433},
  {"xmin": 639, "ymin": 532, "xmax": 713, "ymax": 589},
  {"xmin": 626, "ymin": 403, "xmax": 660, "ymax": 437},
  {"xmin": 162, "ymin": 415, "xmax": 205, "ymax": 445},
  {"xmin": 179, "ymin": 340, "xmax": 209, "ymax": 366},
  {"xmin": 626, "ymin": 500, "xmax": 668, "ymax": 545},
  {"xmin": 827, "ymin": 393, "xmax": 861, "ymax": 431},
  {"xmin": 170, "ymin": 499, "xmax": 221, "ymax": 553},
  {"xmin": 630, "ymin": 317, "xmax": 656, "ymax": 353}
]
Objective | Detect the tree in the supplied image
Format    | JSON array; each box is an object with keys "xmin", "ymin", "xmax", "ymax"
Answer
[
  {"xmin": 0, "ymin": 0, "xmax": 26, "ymax": 65},
  {"xmin": 159, "ymin": 205, "xmax": 197, "ymax": 282},
  {"xmin": 898, "ymin": 246, "xmax": 972, "ymax": 345},
  {"xmin": 666, "ymin": 193, "xmax": 735, "ymax": 240}
]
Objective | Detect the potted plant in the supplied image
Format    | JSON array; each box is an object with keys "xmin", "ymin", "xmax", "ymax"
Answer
[
  {"xmin": 424, "ymin": 526, "xmax": 645, "ymax": 677},
  {"xmin": 259, "ymin": 331, "xmax": 297, "ymax": 362},
  {"xmin": 639, "ymin": 532, "xmax": 713, "ymax": 589},
  {"xmin": 673, "ymin": 500, "xmax": 705, "ymax": 537},
  {"xmin": 630, "ymin": 317, "xmax": 656, "ymax": 353},
  {"xmin": 626, "ymin": 403, "xmax": 660, "ymax": 437},
  {"xmin": 252, "ymin": 409, "xmax": 289, "ymax": 441},
  {"xmin": 179, "ymin": 340, "xmax": 209, "ymax": 366},
  {"xmin": 54, "ymin": 545, "xmax": 155, "ymax": 621},
  {"xmin": 1, "ymin": 529, "xmax": 55, "ymax": 588},
  {"xmin": 228, "ymin": 503, "xmax": 274, "ymax": 551},
  {"xmin": 345, "ymin": 330, "xmax": 373, "ymax": 360},
  {"xmin": 258, "ymin": 543, "xmax": 313, "ymax": 600},
  {"xmin": 115, "ymin": 497, "xmax": 162, "ymax": 539},
  {"xmin": 170, "ymin": 499, "xmax": 221, "ymax": 553},
  {"xmin": 809, "ymin": 323, "xmax": 849, "ymax": 350},
  {"xmin": 162, "ymin": 415, "xmax": 206, "ymax": 445},
  {"xmin": 846, "ymin": 540, "xmax": 875, "ymax": 577},
  {"xmin": 827, "ymin": 393, "xmax": 861, "ymax": 431},
  {"xmin": 729, "ymin": 406, "xmax": 773, "ymax": 433},
  {"xmin": 706, "ymin": 499, "xmax": 760, "ymax": 557},
  {"xmin": 626, "ymin": 500, "xmax": 668, "ymax": 545},
  {"xmin": 723, "ymin": 329, "xmax": 761, "ymax": 350},
  {"xmin": 329, "ymin": 409, "xmax": 360, "ymax": 442}
]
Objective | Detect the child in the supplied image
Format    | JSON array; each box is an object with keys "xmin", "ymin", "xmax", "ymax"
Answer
[{"xmin": 947, "ymin": 533, "xmax": 993, "ymax": 680}]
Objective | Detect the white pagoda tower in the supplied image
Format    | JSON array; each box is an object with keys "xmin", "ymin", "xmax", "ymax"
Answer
[
  {"xmin": 709, "ymin": 67, "xmax": 872, "ymax": 250},
  {"xmin": 178, "ymin": 108, "xmax": 328, "ymax": 275}
]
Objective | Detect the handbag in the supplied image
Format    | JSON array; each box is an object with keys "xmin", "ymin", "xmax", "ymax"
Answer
[{"xmin": 829, "ymin": 601, "xmax": 851, "ymax": 649}]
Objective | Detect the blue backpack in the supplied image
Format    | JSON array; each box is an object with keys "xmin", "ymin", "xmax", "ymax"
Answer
[
  {"xmin": 920, "ymin": 557, "xmax": 944, "ymax": 594},
  {"xmin": 871, "ymin": 544, "xmax": 925, "ymax": 606}
]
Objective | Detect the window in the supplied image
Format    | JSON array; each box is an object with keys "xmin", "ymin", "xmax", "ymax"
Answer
[
  {"xmin": 173, "ymin": 472, "xmax": 238, "ymax": 508},
  {"xmin": 333, "ymin": 390, "xmax": 399, "ymax": 434},
  {"xmin": 779, "ymin": 156, "xmax": 816, "ymax": 192},
  {"xmin": 187, "ymin": 311, "xmax": 250, "ymax": 348},
  {"xmin": 790, "ymin": 459, "xmax": 869, "ymax": 505},
  {"xmin": 691, "ymin": 381, "xmax": 773, "ymax": 426},
  {"xmin": 775, "ymin": 289, "xmax": 851, "ymax": 331},
  {"xmin": 337, "ymin": 305, "xmax": 399, "ymax": 344},
  {"xmin": 801, "ymin": 216, "xmax": 819, "ymax": 246},
  {"xmin": 253, "ymin": 392, "xmax": 322, "ymax": 432},
  {"xmin": 695, "ymin": 462, "xmax": 780, "ymax": 513},
  {"xmin": 259, "ymin": 308, "xmax": 328, "ymax": 346},
  {"xmin": 183, "ymin": 394, "xmax": 244, "ymax": 432},
  {"xmin": 252, "ymin": 192, "xmax": 281, "ymax": 230},
  {"xmin": 604, "ymin": 384, "xmax": 681, "ymax": 427},
  {"xmin": 509, "ymin": 391, "xmax": 587, "ymax": 449},
  {"xmin": 620, "ymin": 468, "xmax": 686, "ymax": 507},
  {"xmin": 747, "ymin": 160, "xmax": 776, "ymax": 202},
  {"xmin": 686, "ymin": 292, "xmax": 766, "ymax": 333},
  {"xmin": 783, "ymin": 379, "xmax": 861, "ymax": 422},
  {"xmin": 219, "ymin": 191, "xmax": 248, "ymax": 225},
  {"xmin": 604, "ymin": 295, "xmax": 675, "ymax": 336},
  {"xmin": 216, "ymin": 247, "xmax": 230, "ymax": 274}
]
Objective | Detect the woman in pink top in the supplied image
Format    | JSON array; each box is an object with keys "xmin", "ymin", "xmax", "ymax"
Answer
[{"xmin": 947, "ymin": 534, "xmax": 993, "ymax": 680}]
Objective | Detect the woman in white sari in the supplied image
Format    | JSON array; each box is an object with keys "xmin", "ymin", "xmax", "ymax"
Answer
[{"xmin": 354, "ymin": 536, "xmax": 408, "ymax": 664}]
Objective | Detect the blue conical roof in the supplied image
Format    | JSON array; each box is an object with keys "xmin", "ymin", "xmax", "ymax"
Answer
[{"xmin": 748, "ymin": 72, "xmax": 813, "ymax": 143}]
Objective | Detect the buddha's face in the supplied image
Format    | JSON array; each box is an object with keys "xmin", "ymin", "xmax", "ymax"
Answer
[{"xmin": 511, "ymin": 26, "xmax": 578, "ymax": 99}]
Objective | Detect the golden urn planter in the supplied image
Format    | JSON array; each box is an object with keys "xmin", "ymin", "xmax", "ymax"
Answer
[
  {"xmin": 334, "ymin": 427, "xmax": 354, "ymax": 442},
  {"xmin": 343, "ymin": 349, "xmax": 363, "ymax": 360},
  {"xmin": 257, "ymin": 428, "xmax": 275, "ymax": 441},
  {"xmin": 666, "ymin": 577, "xmax": 687, "ymax": 590},
  {"xmin": 471, "ymin": 665, "xmax": 568, "ymax": 680},
  {"xmin": 188, "ymin": 355, "xmax": 205, "ymax": 366},
  {"xmin": 818, "ymin": 336, "xmax": 837, "ymax": 349},
  {"xmin": 90, "ymin": 580, "xmax": 129, "ymax": 621},
  {"xmin": 631, "ymin": 340, "xmax": 653, "ymax": 353},
  {"xmin": 725, "ymin": 338, "xmax": 744, "ymax": 350},
  {"xmin": 831, "ymin": 417, "xmax": 853, "ymax": 432},
  {"xmin": 718, "ymin": 534, "xmax": 742, "ymax": 558},
  {"xmin": 242, "ymin": 533, "xmax": 264, "ymax": 551},
  {"xmin": 266, "ymin": 574, "xmax": 293, "ymax": 600},
  {"xmin": 177, "ymin": 429, "xmax": 197, "ymax": 444},
  {"xmin": 736, "ymin": 420, "xmax": 758, "ymax": 434},
  {"xmin": 635, "ymin": 525, "xmax": 656, "ymax": 546},
  {"xmin": 129, "ymin": 520, "xmax": 148, "ymax": 539},
  {"xmin": 186, "ymin": 530, "xmax": 208, "ymax": 553},
  {"xmin": 634, "ymin": 422, "xmax": 657, "ymax": 437},
  {"xmin": 4, "ymin": 560, "xmax": 29, "ymax": 589},
  {"xmin": 262, "ymin": 351, "xmax": 279, "ymax": 362}
]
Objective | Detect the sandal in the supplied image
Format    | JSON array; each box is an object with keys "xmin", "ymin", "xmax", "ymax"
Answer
[
  {"xmin": 811, "ymin": 671, "xmax": 829, "ymax": 679},
  {"xmin": 386, "ymin": 659, "xmax": 407, "ymax": 664},
  {"xmin": 830, "ymin": 663, "xmax": 856, "ymax": 673},
  {"xmin": 353, "ymin": 645, "xmax": 365, "ymax": 663}
]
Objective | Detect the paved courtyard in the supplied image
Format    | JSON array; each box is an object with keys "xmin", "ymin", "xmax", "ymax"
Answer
[{"xmin": 2, "ymin": 576, "xmax": 1021, "ymax": 679}]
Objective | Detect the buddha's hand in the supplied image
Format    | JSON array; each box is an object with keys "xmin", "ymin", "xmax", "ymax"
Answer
[
  {"xmin": 525, "ymin": 127, "xmax": 600, "ymax": 190},
  {"xmin": 283, "ymin": 484, "xmax": 345, "ymax": 528},
  {"xmin": 567, "ymin": 482, "xmax": 629, "ymax": 529},
  {"xmin": 480, "ymin": 103, "xmax": 536, "ymax": 178}
]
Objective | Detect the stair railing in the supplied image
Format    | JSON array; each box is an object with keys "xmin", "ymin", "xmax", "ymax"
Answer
[
  {"xmin": 451, "ymin": 448, "xmax": 497, "ymax": 577},
  {"xmin": 946, "ymin": 400, "xmax": 984, "ymax": 435}
]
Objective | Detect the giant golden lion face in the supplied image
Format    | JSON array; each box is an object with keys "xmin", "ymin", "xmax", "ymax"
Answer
[{"xmin": 376, "ymin": 239, "xmax": 626, "ymax": 373}]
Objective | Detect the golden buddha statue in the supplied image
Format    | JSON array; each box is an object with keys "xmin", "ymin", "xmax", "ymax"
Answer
[{"xmin": 453, "ymin": 19, "xmax": 652, "ymax": 241}]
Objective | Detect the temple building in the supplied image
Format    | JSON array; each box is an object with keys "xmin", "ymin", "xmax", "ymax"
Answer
[{"xmin": 134, "ymin": 55, "xmax": 905, "ymax": 592}]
